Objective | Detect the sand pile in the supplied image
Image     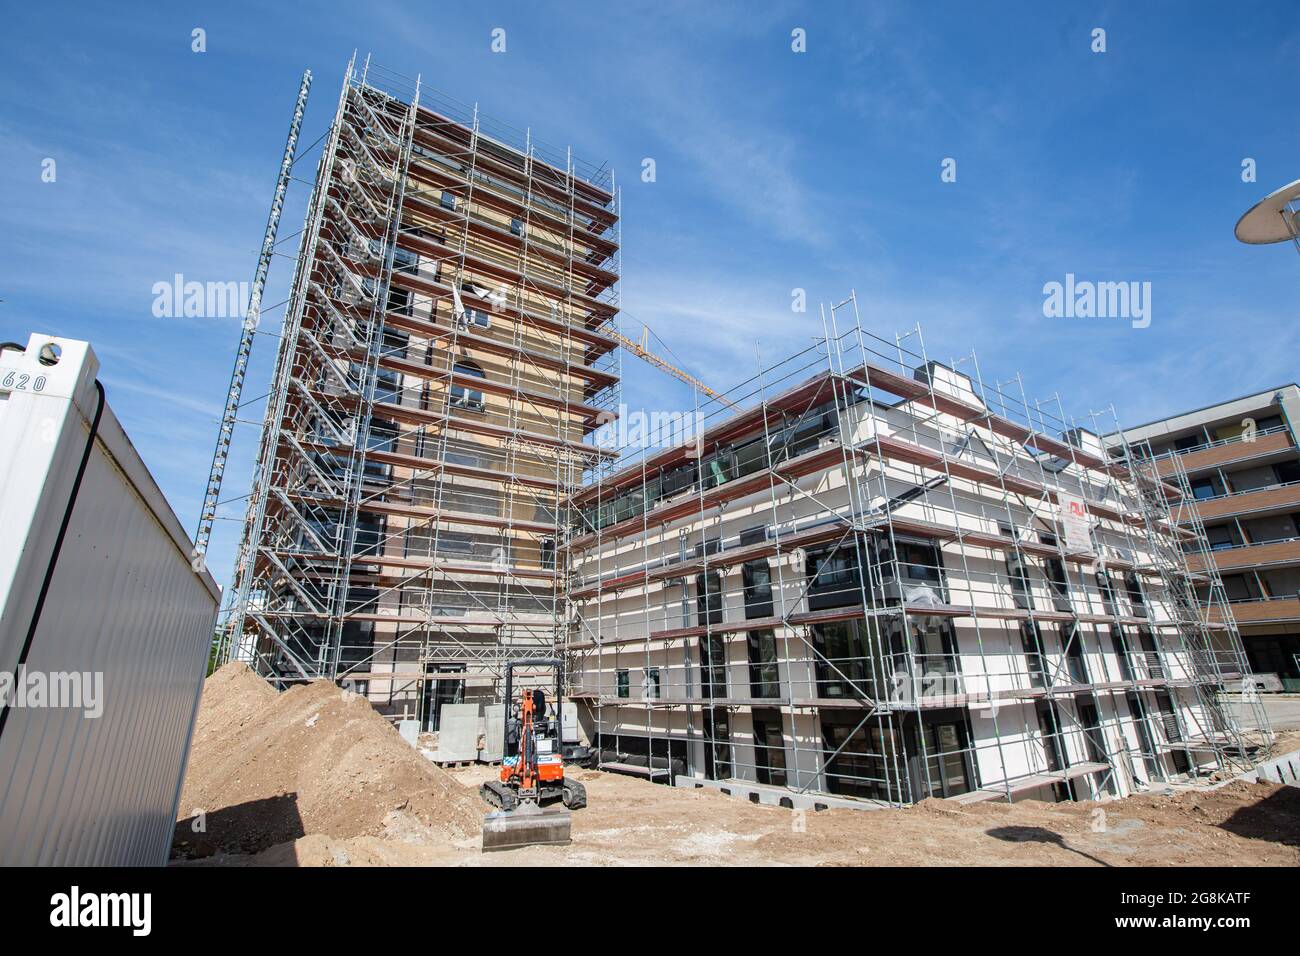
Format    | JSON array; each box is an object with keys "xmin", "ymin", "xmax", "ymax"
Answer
[{"xmin": 173, "ymin": 663, "xmax": 481, "ymax": 859}]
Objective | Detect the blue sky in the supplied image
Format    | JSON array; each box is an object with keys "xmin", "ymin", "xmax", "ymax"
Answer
[{"xmin": 2, "ymin": 1, "xmax": 1298, "ymax": 590}]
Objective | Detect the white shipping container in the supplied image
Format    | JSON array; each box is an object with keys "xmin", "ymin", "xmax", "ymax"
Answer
[{"xmin": 0, "ymin": 333, "xmax": 220, "ymax": 866}]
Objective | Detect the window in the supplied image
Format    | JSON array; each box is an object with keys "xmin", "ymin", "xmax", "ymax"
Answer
[
  {"xmin": 1275, "ymin": 460, "xmax": 1300, "ymax": 485},
  {"xmin": 313, "ymin": 511, "xmax": 383, "ymax": 557},
  {"xmin": 768, "ymin": 406, "xmax": 836, "ymax": 462},
  {"xmin": 1035, "ymin": 701, "xmax": 1070, "ymax": 797},
  {"xmin": 1021, "ymin": 622, "xmax": 1048, "ymax": 688},
  {"xmin": 821, "ymin": 714, "xmax": 903, "ymax": 802},
  {"xmin": 805, "ymin": 541, "xmax": 863, "ymax": 610},
  {"xmin": 380, "ymin": 327, "xmax": 409, "ymax": 360},
  {"xmin": 366, "ymin": 419, "xmax": 398, "ymax": 456},
  {"xmin": 642, "ymin": 668, "xmax": 661, "ymax": 700},
  {"xmin": 702, "ymin": 708, "xmax": 731, "ymax": 779},
  {"xmin": 345, "ymin": 358, "xmax": 402, "ymax": 406},
  {"xmin": 444, "ymin": 445, "xmax": 489, "ymax": 468},
  {"xmin": 392, "ymin": 245, "xmax": 419, "ymax": 275},
  {"xmin": 1221, "ymin": 574, "xmax": 1254, "ymax": 602},
  {"xmin": 883, "ymin": 538, "xmax": 944, "ymax": 596},
  {"xmin": 439, "ymin": 190, "xmax": 457, "ymax": 211},
  {"xmin": 903, "ymin": 616, "xmax": 959, "ymax": 680},
  {"xmin": 372, "ymin": 368, "xmax": 402, "ymax": 405},
  {"xmin": 1206, "ymin": 524, "xmax": 1237, "ymax": 551},
  {"xmin": 509, "ymin": 217, "xmax": 524, "ymax": 237},
  {"xmin": 1189, "ymin": 477, "xmax": 1221, "ymax": 500},
  {"xmin": 1005, "ymin": 546, "xmax": 1033, "ymax": 610},
  {"xmin": 693, "ymin": 537, "xmax": 722, "ymax": 559},
  {"xmin": 700, "ymin": 634, "xmax": 727, "ymax": 699},
  {"xmin": 702, "ymin": 449, "xmax": 735, "ymax": 488},
  {"xmin": 742, "ymin": 560, "xmax": 774, "ymax": 618},
  {"xmin": 734, "ymin": 437, "xmax": 769, "ymax": 477},
  {"xmin": 450, "ymin": 360, "xmax": 486, "ymax": 410},
  {"xmin": 463, "ymin": 307, "xmax": 490, "ymax": 330},
  {"xmin": 386, "ymin": 285, "xmax": 413, "ymax": 316},
  {"xmin": 1111, "ymin": 627, "xmax": 1135, "ymax": 681},
  {"xmin": 1042, "ymin": 551, "xmax": 1072, "ymax": 612},
  {"xmin": 1124, "ymin": 572, "xmax": 1147, "ymax": 617},
  {"xmin": 746, "ymin": 630, "xmax": 780, "ymax": 698},
  {"xmin": 1061, "ymin": 624, "xmax": 1088, "ymax": 684},
  {"xmin": 616, "ymin": 670, "xmax": 629, "ymax": 699},
  {"xmin": 539, "ymin": 537, "xmax": 555, "ymax": 570},
  {"xmin": 752, "ymin": 710, "xmax": 787, "ymax": 786},
  {"xmin": 1096, "ymin": 570, "xmax": 1119, "ymax": 616},
  {"xmin": 695, "ymin": 571, "xmax": 723, "ymax": 626},
  {"xmin": 436, "ymin": 531, "xmax": 475, "ymax": 556},
  {"xmin": 915, "ymin": 714, "xmax": 974, "ymax": 799},
  {"xmin": 659, "ymin": 463, "xmax": 695, "ymax": 498},
  {"xmin": 811, "ymin": 621, "xmax": 871, "ymax": 698}
]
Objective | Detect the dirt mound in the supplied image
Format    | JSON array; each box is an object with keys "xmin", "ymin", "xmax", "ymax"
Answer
[
  {"xmin": 1122, "ymin": 779, "xmax": 1300, "ymax": 845},
  {"xmin": 174, "ymin": 664, "xmax": 481, "ymax": 859},
  {"xmin": 189, "ymin": 661, "xmax": 277, "ymax": 741}
]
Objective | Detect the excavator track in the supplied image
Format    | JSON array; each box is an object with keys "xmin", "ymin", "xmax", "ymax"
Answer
[
  {"xmin": 480, "ymin": 780, "xmax": 519, "ymax": 812},
  {"xmin": 562, "ymin": 779, "xmax": 587, "ymax": 810}
]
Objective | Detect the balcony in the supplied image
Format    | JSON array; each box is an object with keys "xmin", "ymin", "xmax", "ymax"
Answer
[
  {"xmin": 1188, "ymin": 480, "xmax": 1300, "ymax": 522},
  {"xmin": 1186, "ymin": 536, "xmax": 1300, "ymax": 573},
  {"xmin": 1155, "ymin": 428, "xmax": 1293, "ymax": 477},
  {"xmin": 1210, "ymin": 596, "xmax": 1300, "ymax": 626}
]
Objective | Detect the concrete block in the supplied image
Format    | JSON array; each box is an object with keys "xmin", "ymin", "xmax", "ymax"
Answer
[
  {"xmin": 397, "ymin": 719, "xmax": 420, "ymax": 747},
  {"xmin": 480, "ymin": 704, "xmax": 506, "ymax": 762},
  {"xmin": 434, "ymin": 703, "xmax": 480, "ymax": 761}
]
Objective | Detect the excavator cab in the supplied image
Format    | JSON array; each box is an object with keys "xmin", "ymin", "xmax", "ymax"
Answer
[{"xmin": 480, "ymin": 658, "xmax": 586, "ymax": 851}]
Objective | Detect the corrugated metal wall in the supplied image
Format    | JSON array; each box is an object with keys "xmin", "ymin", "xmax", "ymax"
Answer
[{"xmin": 0, "ymin": 335, "xmax": 219, "ymax": 865}]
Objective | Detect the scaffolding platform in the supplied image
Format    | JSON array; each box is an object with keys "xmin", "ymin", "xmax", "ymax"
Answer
[{"xmin": 948, "ymin": 762, "xmax": 1111, "ymax": 805}]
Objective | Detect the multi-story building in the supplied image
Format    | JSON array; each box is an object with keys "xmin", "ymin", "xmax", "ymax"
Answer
[
  {"xmin": 224, "ymin": 58, "xmax": 622, "ymax": 727},
  {"xmin": 1109, "ymin": 385, "xmax": 1300, "ymax": 691},
  {"xmin": 219, "ymin": 60, "xmax": 1264, "ymax": 805},
  {"xmin": 564, "ymin": 303, "xmax": 1263, "ymax": 805}
]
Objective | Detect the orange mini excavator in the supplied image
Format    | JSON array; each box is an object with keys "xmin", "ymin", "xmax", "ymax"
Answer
[{"xmin": 480, "ymin": 658, "xmax": 586, "ymax": 851}]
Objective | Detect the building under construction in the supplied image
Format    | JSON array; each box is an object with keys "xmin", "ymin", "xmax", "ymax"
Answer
[
  {"xmin": 222, "ymin": 57, "xmax": 622, "ymax": 728},
  {"xmin": 563, "ymin": 299, "xmax": 1269, "ymax": 805},
  {"xmin": 219, "ymin": 58, "xmax": 1267, "ymax": 803}
]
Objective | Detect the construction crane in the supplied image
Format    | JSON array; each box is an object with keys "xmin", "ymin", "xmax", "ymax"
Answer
[
  {"xmin": 608, "ymin": 323, "xmax": 737, "ymax": 409},
  {"xmin": 193, "ymin": 71, "xmax": 312, "ymax": 565}
]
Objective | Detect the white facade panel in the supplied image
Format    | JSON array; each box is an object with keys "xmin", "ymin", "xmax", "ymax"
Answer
[{"xmin": 0, "ymin": 333, "xmax": 220, "ymax": 865}]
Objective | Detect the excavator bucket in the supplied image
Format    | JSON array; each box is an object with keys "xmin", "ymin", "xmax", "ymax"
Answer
[{"xmin": 481, "ymin": 802, "xmax": 572, "ymax": 852}]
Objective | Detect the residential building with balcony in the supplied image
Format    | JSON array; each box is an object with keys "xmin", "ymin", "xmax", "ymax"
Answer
[
  {"xmin": 1108, "ymin": 384, "xmax": 1300, "ymax": 690},
  {"xmin": 563, "ymin": 317, "xmax": 1259, "ymax": 805}
]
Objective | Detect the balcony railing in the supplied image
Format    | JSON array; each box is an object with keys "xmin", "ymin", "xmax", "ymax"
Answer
[
  {"xmin": 1186, "ymin": 479, "xmax": 1300, "ymax": 522},
  {"xmin": 1154, "ymin": 428, "xmax": 1293, "ymax": 477},
  {"xmin": 1210, "ymin": 595, "xmax": 1300, "ymax": 625},
  {"xmin": 1186, "ymin": 535, "xmax": 1300, "ymax": 573}
]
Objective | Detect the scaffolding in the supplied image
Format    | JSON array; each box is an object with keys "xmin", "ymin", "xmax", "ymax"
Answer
[
  {"xmin": 217, "ymin": 55, "xmax": 622, "ymax": 727},
  {"xmin": 212, "ymin": 59, "xmax": 1268, "ymax": 798},
  {"xmin": 564, "ymin": 293, "xmax": 1270, "ymax": 805}
]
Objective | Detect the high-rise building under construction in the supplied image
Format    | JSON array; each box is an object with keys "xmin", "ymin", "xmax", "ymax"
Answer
[{"xmin": 223, "ymin": 57, "xmax": 621, "ymax": 726}]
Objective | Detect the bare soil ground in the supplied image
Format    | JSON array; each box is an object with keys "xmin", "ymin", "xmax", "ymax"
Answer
[{"xmin": 175, "ymin": 666, "xmax": 1300, "ymax": 867}]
